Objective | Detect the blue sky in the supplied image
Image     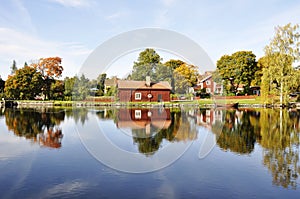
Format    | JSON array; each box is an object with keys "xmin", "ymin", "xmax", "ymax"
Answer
[{"xmin": 0, "ymin": 0, "xmax": 300, "ymax": 80}]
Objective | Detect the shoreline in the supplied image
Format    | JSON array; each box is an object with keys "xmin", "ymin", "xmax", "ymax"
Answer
[{"xmin": 9, "ymin": 100, "xmax": 300, "ymax": 109}]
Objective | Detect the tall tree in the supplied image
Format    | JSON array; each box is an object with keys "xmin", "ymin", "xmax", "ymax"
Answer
[
  {"xmin": 32, "ymin": 57, "xmax": 63, "ymax": 99},
  {"xmin": 130, "ymin": 48, "xmax": 162, "ymax": 81},
  {"xmin": 262, "ymin": 23, "xmax": 300, "ymax": 105},
  {"xmin": 217, "ymin": 51, "xmax": 257, "ymax": 95},
  {"xmin": 0, "ymin": 76, "xmax": 5, "ymax": 93},
  {"xmin": 97, "ymin": 73, "xmax": 107, "ymax": 96},
  {"xmin": 10, "ymin": 60, "xmax": 17, "ymax": 75},
  {"xmin": 4, "ymin": 66, "xmax": 43, "ymax": 100},
  {"xmin": 72, "ymin": 74, "xmax": 90, "ymax": 100},
  {"xmin": 174, "ymin": 63, "xmax": 198, "ymax": 94},
  {"xmin": 157, "ymin": 59, "xmax": 185, "ymax": 93}
]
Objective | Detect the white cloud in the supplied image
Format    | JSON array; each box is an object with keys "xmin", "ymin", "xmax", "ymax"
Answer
[
  {"xmin": 49, "ymin": 0, "xmax": 93, "ymax": 8},
  {"xmin": 0, "ymin": 27, "xmax": 92, "ymax": 79}
]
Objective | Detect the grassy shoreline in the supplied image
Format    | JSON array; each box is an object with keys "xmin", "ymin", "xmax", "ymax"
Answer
[{"xmin": 12, "ymin": 98, "xmax": 300, "ymax": 109}]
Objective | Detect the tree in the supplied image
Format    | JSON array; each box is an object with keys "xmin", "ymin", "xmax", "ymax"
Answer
[
  {"xmin": 50, "ymin": 80, "xmax": 64, "ymax": 100},
  {"xmin": 32, "ymin": 57, "xmax": 63, "ymax": 99},
  {"xmin": 4, "ymin": 66, "xmax": 43, "ymax": 100},
  {"xmin": 72, "ymin": 74, "xmax": 90, "ymax": 100},
  {"xmin": 97, "ymin": 73, "xmax": 107, "ymax": 96},
  {"xmin": 217, "ymin": 51, "xmax": 258, "ymax": 95},
  {"xmin": 157, "ymin": 59, "xmax": 185, "ymax": 93},
  {"xmin": 0, "ymin": 76, "xmax": 4, "ymax": 93},
  {"xmin": 174, "ymin": 63, "xmax": 198, "ymax": 93},
  {"xmin": 262, "ymin": 23, "xmax": 300, "ymax": 105},
  {"xmin": 64, "ymin": 76, "xmax": 76, "ymax": 101},
  {"xmin": 130, "ymin": 48, "xmax": 162, "ymax": 81},
  {"xmin": 10, "ymin": 60, "xmax": 17, "ymax": 75}
]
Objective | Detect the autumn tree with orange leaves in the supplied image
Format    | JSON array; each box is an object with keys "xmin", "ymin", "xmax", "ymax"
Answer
[{"xmin": 31, "ymin": 57, "xmax": 63, "ymax": 99}]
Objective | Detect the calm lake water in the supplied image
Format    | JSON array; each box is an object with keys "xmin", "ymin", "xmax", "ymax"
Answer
[{"xmin": 0, "ymin": 107, "xmax": 300, "ymax": 199}]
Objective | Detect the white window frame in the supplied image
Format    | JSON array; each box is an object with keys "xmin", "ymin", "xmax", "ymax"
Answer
[
  {"xmin": 206, "ymin": 80, "xmax": 210, "ymax": 85},
  {"xmin": 206, "ymin": 88, "xmax": 211, "ymax": 93},
  {"xmin": 135, "ymin": 110, "xmax": 141, "ymax": 119},
  {"xmin": 135, "ymin": 92, "xmax": 141, "ymax": 100}
]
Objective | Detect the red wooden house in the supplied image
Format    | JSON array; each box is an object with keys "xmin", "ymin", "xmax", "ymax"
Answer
[{"xmin": 117, "ymin": 77, "xmax": 172, "ymax": 102}]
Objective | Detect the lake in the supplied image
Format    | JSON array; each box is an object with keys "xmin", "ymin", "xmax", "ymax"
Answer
[{"xmin": 0, "ymin": 107, "xmax": 300, "ymax": 198}]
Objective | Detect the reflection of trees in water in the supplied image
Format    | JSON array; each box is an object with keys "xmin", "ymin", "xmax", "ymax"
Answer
[
  {"xmin": 209, "ymin": 108, "xmax": 300, "ymax": 189},
  {"xmin": 4, "ymin": 108, "xmax": 64, "ymax": 148},
  {"xmin": 216, "ymin": 109, "xmax": 259, "ymax": 154},
  {"xmin": 258, "ymin": 109, "xmax": 300, "ymax": 189},
  {"xmin": 65, "ymin": 108, "xmax": 89, "ymax": 124},
  {"xmin": 132, "ymin": 110, "xmax": 197, "ymax": 155}
]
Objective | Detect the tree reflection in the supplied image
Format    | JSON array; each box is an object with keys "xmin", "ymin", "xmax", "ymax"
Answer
[
  {"xmin": 4, "ymin": 108, "xmax": 64, "ymax": 148},
  {"xmin": 258, "ymin": 109, "xmax": 300, "ymax": 189},
  {"xmin": 115, "ymin": 108, "xmax": 197, "ymax": 155},
  {"xmin": 201, "ymin": 108, "xmax": 300, "ymax": 189},
  {"xmin": 217, "ymin": 109, "xmax": 259, "ymax": 154}
]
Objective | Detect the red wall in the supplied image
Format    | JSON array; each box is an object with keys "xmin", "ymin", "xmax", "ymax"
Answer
[{"xmin": 118, "ymin": 89, "xmax": 170, "ymax": 102}]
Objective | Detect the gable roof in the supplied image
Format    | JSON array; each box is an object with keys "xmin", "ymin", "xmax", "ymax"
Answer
[
  {"xmin": 104, "ymin": 78, "xmax": 117, "ymax": 86},
  {"xmin": 199, "ymin": 74, "xmax": 212, "ymax": 83},
  {"xmin": 118, "ymin": 80, "xmax": 171, "ymax": 90}
]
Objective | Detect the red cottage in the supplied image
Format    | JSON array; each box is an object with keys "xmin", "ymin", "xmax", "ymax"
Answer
[{"xmin": 117, "ymin": 77, "xmax": 172, "ymax": 102}]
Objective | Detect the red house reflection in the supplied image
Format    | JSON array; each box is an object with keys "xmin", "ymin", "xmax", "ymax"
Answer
[{"xmin": 116, "ymin": 108, "xmax": 171, "ymax": 134}]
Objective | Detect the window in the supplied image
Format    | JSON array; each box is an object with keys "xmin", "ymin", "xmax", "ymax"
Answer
[
  {"xmin": 206, "ymin": 88, "xmax": 211, "ymax": 93},
  {"xmin": 135, "ymin": 110, "xmax": 141, "ymax": 119},
  {"xmin": 206, "ymin": 80, "xmax": 210, "ymax": 85},
  {"xmin": 135, "ymin": 93, "xmax": 141, "ymax": 100}
]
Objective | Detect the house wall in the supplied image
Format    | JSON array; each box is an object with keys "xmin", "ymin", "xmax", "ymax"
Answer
[
  {"xmin": 202, "ymin": 77, "xmax": 214, "ymax": 94},
  {"xmin": 118, "ymin": 89, "xmax": 170, "ymax": 102},
  {"xmin": 118, "ymin": 108, "xmax": 171, "ymax": 121}
]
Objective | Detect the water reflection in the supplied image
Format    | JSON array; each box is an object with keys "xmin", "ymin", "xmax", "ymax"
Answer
[
  {"xmin": 97, "ymin": 108, "xmax": 198, "ymax": 155},
  {"xmin": 2, "ymin": 107, "xmax": 300, "ymax": 189},
  {"xmin": 194, "ymin": 108, "xmax": 300, "ymax": 189},
  {"xmin": 4, "ymin": 108, "xmax": 64, "ymax": 148}
]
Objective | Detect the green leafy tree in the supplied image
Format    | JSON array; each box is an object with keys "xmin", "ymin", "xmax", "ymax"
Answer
[
  {"xmin": 0, "ymin": 76, "xmax": 4, "ymax": 93},
  {"xmin": 97, "ymin": 73, "xmax": 107, "ymax": 96},
  {"xmin": 72, "ymin": 75, "xmax": 90, "ymax": 100},
  {"xmin": 157, "ymin": 59, "xmax": 185, "ymax": 93},
  {"xmin": 130, "ymin": 48, "xmax": 162, "ymax": 81},
  {"xmin": 64, "ymin": 76, "xmax": 75, "ymax": 101},
  {"xmin": 262, "ymin": 23, "xmax": 300, "ymax": 105},
  {"xmin": 50, "ymin": 80, "xmax": 64, "ymax": 100},
  {"xmin": 217, "ymin": 51, "xmax": 258, "ymax": 95},
  {"xmin": 4, "ymin": 66, "xmax": 43, "ymax": 99}
]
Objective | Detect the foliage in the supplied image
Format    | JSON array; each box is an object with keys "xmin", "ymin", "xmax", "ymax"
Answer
[
  {"xmin": 4, "ymin": 108, "xmax": 64, "ymax": 148},
  {"xmin": 0, "ymin": 77, "xmax": 4, "ymax": 93},
  {"xmin": 4, "ymin": 66, "xmax": 43, "ymax": 100},
  {"xmin": 97, "ymin": 73, "xmax": 107, "ymax": 96},
  {"xmin": 50, "ymin": 80, "xmax": 64, "ymax": 100},
  {"xmin": 217, "ymin": 51, "xmax": 258, "ymax": 95},
  {"xmin": 64, "ymin": 76, "xmax": 75, "ymax": 101},
  {"xmin": 130, "ymin": 48, "xmax": 162, "ymax": 81},
  {"xmin": 158, "ymin": 59, "xmax": 185, "ymax": 93},
  {"xmin": 106, "ymin": 86, "xmax": 117, "ymax": 96},
  {"xmin": 261, "ymin": 23, "xmax": 300, "ymax": 104},
  {"xmin": 174, "ymin": 63, "xmax": 198, "ymax": 94},
  {"xmin": 31, "ymin": 57, "xmax": 63, "ymax": 99},
  {"xmin": 72, "ymin": 74, "xmax": 90, "ymax": 101}
]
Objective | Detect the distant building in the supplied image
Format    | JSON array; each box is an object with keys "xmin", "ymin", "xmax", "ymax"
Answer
[
  {"xmin": 117, "ymin": 76, "xmax": 172, "ymax": 102},
  {"xmin": 197, "ymin": 73, "xmax": 223, "ymax": 95},
  {"xmin": 104, "ymin": 77, "xmax": 118, "ymax": 94}
]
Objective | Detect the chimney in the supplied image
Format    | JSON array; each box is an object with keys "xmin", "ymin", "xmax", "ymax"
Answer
[{"xmin": 146, "ymin": 76, "xmax": 151, "ymax": 87}]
